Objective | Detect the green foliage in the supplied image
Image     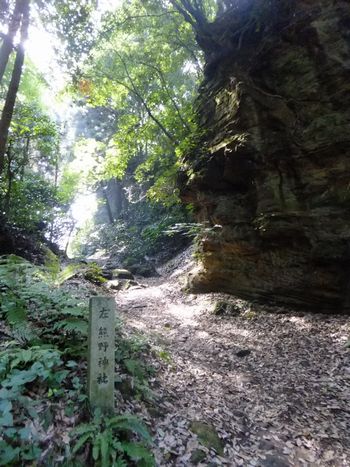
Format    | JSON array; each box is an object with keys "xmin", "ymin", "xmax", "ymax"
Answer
[
  {"xmin": 74, "ymin": 199, "xmax": 191, "ymax": 265},
  {"xmin": 0, "ymin": 347, "xmax": 67, "ymax": 403},
  {"xmin": 2, "ymin": 174, "xmax": 57, "ymax": 231},
  {"xmin": 18, "ymin": 59, "xmax": 49, "ymax": 106},
  {"xmin": 0, "ymin": 55, "xmax": 79, "ymax": 239},
  {"xmin": 0, "ymin": 97, "xmax": 62, "ymax": 232},
  {"xmin": 73, "ymin": 0, "xmax": 202, "ymax": 206},
  {"xmin": 57, "ymin": 167, "xmax": 80, "ymax": 205},
  {"xmin": 42, "ymin": 249, "xmax": 82, "ymax": 286},
  {"xmin": 43, "ymin": 0, "xmax": 97, "ymax": 74},
  {"xmin": 10, "ymin": 102, "xmax": 59, "ymax": 155},
  {"xmin": 0, "ymin": 255, "xmax": 88, "ymax": 353},
  {"xmin": 164, "ymin": 220, "xmax": 217, "ymax": 237},
  {"xmin": 115, "ymin": 331, "xmax": 155, "ymax": 401},
  {"xmin": 155, "ymin": 348, "xmax": 173, "ymax": 364},
  {"xmin": 84, "ymin": 262, "xmax": 107, "ymax": 285},
  {"xmin": 0, "ymin": 255, "xmax": 34, "ymax": 328},
  {"xmin": 0, "ymin": 254, "xmax": 156, "ymax": 464},
  {"xmin": 161, "ymin": 0, "xmax": 218, "ymax": 24},
  {"xmin": 0, "ymin": 345, "xmax": 70, "ymax": 466},
  {"xmin": 71, "ymin": 409, "xmax": 154, "ymax": 467},
  {"xmin": 0, "ymin": 4, "xmax": 189, "ymax": 464}
]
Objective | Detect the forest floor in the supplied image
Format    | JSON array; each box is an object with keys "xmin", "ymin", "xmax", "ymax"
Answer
[{"xmin": 113, "ymin": 247, "xmax": 350, "ymax": 467}]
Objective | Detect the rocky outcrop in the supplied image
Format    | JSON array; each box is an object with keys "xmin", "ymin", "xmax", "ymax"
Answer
[
  {"xmin": 0, "ymin": 220, "xmax": 61, "ymax": 263},
  {"xmin": 180, "ymin": 0, "xmax": 350, "ymax": 310}
]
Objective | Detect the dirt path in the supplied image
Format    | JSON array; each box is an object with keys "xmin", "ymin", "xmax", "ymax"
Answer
[{"xmin": 115, "ymin": 249, "xmax": 350, "ymax": 466}]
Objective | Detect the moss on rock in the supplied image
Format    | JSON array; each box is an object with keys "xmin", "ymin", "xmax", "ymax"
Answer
[{"xmin": 189, "ymin": 421, "xmax": 224, "ymax": 455}]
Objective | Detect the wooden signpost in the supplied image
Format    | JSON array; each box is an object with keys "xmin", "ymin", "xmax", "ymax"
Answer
[{"xmin": 88, "ymin": 296, "xmax": 115, "ymax": 412}]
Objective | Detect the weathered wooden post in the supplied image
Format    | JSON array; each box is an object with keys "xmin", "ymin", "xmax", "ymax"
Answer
[{"xmin": 88, "ymin": 296, "xmax": 115, "ymax": 412}]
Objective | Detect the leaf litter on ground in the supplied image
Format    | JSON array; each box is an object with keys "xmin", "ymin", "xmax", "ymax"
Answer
[
  {"xmin": 1, "ymin": 251, "xmax": 349, "ymax": 466},
  {"xmin": 115, "ymin": 247, "xmax": 350, "ymax": 466}
]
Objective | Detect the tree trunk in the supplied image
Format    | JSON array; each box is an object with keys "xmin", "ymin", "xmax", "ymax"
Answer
[
  {"xmin": 102, "ymin": 187, "xmax": 114, "ymax": 224},
  {"xmin": 169, "ymin": 0, "xmax": 208, "ymax": 35},
  {"xmin": 0, "ymin": 0, "xmax": 24, "ymax": 85},
  {"xmin": 4, "ymin": 143, "xmax": 14, "ymax": 214},
  {"xmin": 0, "ymin": 0, "xmax": 29, "ymax": 177},
  {"xmin": 64, "ymin": 220, "xmax": 76, "ymax": 256}
]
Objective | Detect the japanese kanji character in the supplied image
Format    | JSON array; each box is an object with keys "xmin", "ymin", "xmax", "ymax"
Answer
[
  {"xmin": 97, "ymin": 373, "xmax": 108, "ymax": 384},
  {"xmin": 98, "ymin": 326, "xmax": 108, "ymax": 338},
  {"xmin": 98, "ymin": 342, "xmax": 109, "ymax": 352},
  {"xmin": 98, "ymin": 356, "xmax": 109, "ymax": 367},
  {"xmin": 99, "ymin": 307, "xmax": 109, "ymax": 319}
]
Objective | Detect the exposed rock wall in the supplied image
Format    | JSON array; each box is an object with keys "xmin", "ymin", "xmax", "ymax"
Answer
[{"xmin": 180, "ymin": 0, "xmax": 350, "ymax": 310}]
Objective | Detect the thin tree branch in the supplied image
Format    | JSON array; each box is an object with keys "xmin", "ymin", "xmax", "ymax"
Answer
[
  {"xmin": 137, "ymin": 60, "xmax": 191, "ymax": 132},
  {"xmin": 115, "ymin": 51, "xmax": 177, "ymax": 145}
]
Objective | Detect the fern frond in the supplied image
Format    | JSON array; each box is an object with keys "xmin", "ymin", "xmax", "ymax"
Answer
[
  {"xmin": 56, "ymin": 264, "xmax": 81, "ymax": 285},
  {"xmin": 114, "ymin": 458, "xmax": 127, "ymax": 467},
  {"xmin": 122, "ymin": 443, "xmax": 155, "ymax": 466},
  {"xmin": 3, "ymin": 301, "xmax": 27, "ymax": 326},
  {"xmin": 72, "ymin": 432, "xmax": 92, "ymax": 454},
  {"xmin": 0, "ymin": 255, "xmax": 34, "ymax": 289},
  {"xmin": 107, "ymin": 416, "xmax": 151, "ymax": 442},
  {"xmin": 53, "ymin": 318, "xmax": 88, "ymax": 335},
  {"xmin": 60, "ymin": 307, "xmax": 87, "ymax": 317},
  {"xmin": 10, "ymin": 323, "xmax": 39, "ymax": 345}
]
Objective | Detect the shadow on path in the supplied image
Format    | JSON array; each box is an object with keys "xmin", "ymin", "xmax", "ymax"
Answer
[{"xmin": 116, "ymin": 269, "xmax": 350, "ymax": 467}]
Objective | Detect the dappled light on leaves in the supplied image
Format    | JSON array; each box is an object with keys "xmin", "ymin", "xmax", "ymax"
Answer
[{"xmin": 0, "ymin": 0, "xmax": 350, "ymax": 465}]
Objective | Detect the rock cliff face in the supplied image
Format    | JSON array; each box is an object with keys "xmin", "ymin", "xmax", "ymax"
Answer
[{"xmin": 180, "ymin": 0, "xmax": 350, "ymax": 310}]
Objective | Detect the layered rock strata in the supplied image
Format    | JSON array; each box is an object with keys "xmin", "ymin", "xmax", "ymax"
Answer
[{"xmin": 180, "ymin": 0, "xmax": 350, "ymax": 310}]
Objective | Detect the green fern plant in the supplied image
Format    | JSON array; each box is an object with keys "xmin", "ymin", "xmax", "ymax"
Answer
[
  {"xmin": 39, "ymin": 249, "xmax": 82, "ymax": 286},
  {"xmin": 0, "ymin": 256, "xmax": 34, "ymax": 333},
  {"xmin": 114, "ymin": 333, "xmax": 155, "ymax": 401},
  {"xmin": 0, "ymin": 255, "xmax": 156, "ymax": 465},
  {"xmin": 0, "ymin": 255, "xmax": 88, "ymax": 351},
  {"xmin": 70, "ymin": 410, "xmax": 154, "ymax": 467},
  {"xmin": 0, "ymin": 346, "xmax": 69, "ymax": 465},
  {"xmin": 0, "ymin": 291, "xmax": 27, "ymax": 326}
]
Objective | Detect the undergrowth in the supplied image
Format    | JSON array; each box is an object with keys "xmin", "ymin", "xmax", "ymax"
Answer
[
  {"xmin": 72, "ymin": 201, "xmax": 191, "ymax": 266},
  {"xmin": 70, "ymin": 409, "xmax": 154, "ymax": 467},
  {"xmin": 0, "ymin": 255, "xmax": 154, "ymax": 466}
]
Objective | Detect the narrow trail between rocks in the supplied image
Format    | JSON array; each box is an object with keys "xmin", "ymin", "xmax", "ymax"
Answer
[{"xmin": 114, "ymin": 249, "xmax": 350, "ymax": 467}]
